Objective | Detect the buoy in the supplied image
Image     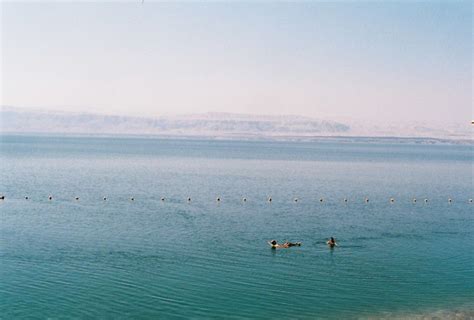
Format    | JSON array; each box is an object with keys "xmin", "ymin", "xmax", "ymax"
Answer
[
  {"xmin": 48, "ymin": 195, "xmax": 52, "ymax": 200},
  {"xmin": 390, "ymin": 198, "xmax": 395, "ymax": 203},
  {"xmin": 242, "ymin": 197, "xmax": 247, "ymax": 202}
]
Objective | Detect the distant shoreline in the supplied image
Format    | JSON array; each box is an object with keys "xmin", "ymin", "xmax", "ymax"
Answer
[{"xmin": 1, "ymin": 131, "xmax": 473, "ymax": 145}]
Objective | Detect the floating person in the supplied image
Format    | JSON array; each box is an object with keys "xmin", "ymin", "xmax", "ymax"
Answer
[
  {"xmin": 268, "ymin": 240, "xmax": 301, "ymax": 249},
  {"xmin": 327, "ymin": 237, "xmax": 338, "ymax": 248}
]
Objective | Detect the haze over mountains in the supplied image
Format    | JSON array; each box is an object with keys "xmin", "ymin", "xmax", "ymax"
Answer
[{"xmin": 1, "ymin": 106, "xmax": 471, "ymax": 142}]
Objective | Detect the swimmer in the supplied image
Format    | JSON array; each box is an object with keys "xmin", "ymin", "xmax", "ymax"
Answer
[
  {"xmin": 268, "ymin": 240, "xmax": 302, "ymax": 249},
  {"xmin": 327, "ymin": 237, "xmax": 338, "ymax": 248}
]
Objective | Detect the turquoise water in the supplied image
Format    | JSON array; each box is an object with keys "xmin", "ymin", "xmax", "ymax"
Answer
[{"xmin": 1, "ymin": 135, "xmax": 473, "ymax": 319}]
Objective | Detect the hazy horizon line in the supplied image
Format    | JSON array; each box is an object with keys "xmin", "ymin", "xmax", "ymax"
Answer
[{"xmin": 2, "ymin": 105, "xmax": 471, "ymax": 126}]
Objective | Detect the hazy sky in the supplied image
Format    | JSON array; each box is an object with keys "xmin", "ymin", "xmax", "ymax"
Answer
[{"xmin": 1, "ymin": 1, "xmax": 472, "ymax": 124}]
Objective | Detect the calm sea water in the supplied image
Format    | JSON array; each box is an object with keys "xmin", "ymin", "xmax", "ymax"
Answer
[{"xmin": 1, "ymin": 135, "xmax": 473, "ymax": 319}]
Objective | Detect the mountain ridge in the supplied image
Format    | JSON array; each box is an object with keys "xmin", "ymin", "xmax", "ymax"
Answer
[{"xmin": 1, "ymin": 106, "xmax": 472, "ymax": 142}]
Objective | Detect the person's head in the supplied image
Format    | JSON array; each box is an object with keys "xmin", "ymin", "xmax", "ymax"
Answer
[
  {"xmin": 330, "ymin": 237, "xmax": 335, "ymax": 242},
  {"xmin": 270, "ymin": 240, "xmax": 277, "ymax": 245}
]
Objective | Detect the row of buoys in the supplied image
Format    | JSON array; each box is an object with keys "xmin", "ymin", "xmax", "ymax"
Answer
[{"xmin": 0, "ymin": 195, "xmax": 473, "ymax": 203}]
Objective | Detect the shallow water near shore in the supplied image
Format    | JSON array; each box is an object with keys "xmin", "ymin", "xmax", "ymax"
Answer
[{"xmin": 1, "ymin": 135, "xmax": 473, "ymax": 319}]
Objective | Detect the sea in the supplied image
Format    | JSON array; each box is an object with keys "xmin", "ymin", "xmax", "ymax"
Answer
[{"xmin": 0, "ymin": 134, "xmax": 473, "ymax": 319}]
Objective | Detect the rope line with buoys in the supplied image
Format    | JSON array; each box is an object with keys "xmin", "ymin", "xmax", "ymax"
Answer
[{"xmin": 0, "ymin": 195, "xmax": 473, "ymax": 205}]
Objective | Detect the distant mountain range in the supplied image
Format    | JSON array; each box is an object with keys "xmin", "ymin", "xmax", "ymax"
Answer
[{"xmin": 1, "ymin": 106, "xmax": 472, "ymax": 143}]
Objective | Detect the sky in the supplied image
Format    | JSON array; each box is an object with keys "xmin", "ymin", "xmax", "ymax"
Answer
[{"xmin": 1, "ymin": 1, "xmax": 472, "ymax": 125}]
